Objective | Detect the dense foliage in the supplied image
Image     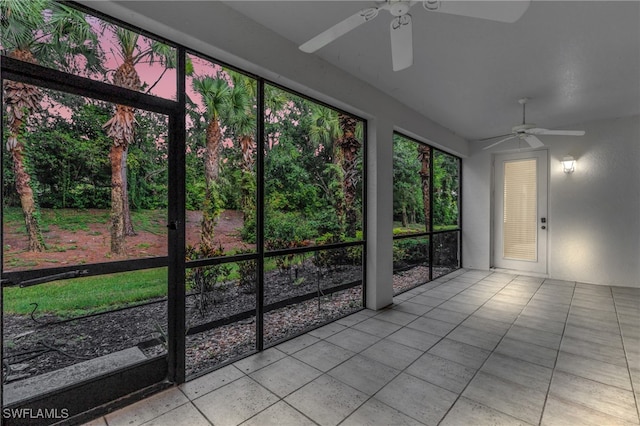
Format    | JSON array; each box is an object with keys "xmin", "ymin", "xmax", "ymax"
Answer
[
  {"xmin": 2, "ymin": 1, "xmax": 457, "ymax": 262},
  {"xmin": 393, "ymin": 134, "xmax": 460, "ymax": 232}
]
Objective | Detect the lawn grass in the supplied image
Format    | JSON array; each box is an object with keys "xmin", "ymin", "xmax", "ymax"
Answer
[
  {"xmin": 393, "ymin": 222, "xmax": 459, "ymax": 235},
  {"xmin": 3, "ymin": 207, "xmax": 166, "ymax": 235},
  {"xmin": 3, "ymin": 268, "xmax": 167, "ymax": 318}
]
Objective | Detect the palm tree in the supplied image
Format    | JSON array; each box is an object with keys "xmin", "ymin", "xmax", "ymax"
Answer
[
  {"xmin": 191, "ymin": 75, "xmax": 236, "ymax": 252},
  {"xmin": 309, "ymin": 105, "xmax": 363, "ymax": 237},
  {"xmin": 336, "ymin": 113, "xmax": 362, "ymax": 237},
  {"xmin": 308, "ymin": 104, "xmax": 345, "ymax": 233},
  {"xmin": 1, "ymin": 0, "xmax": 102, "ymax": 251},
  {"xmin": 228, "ymin": 73, "xmax": 256, "ymax": 221},
  {"xmin": 101, "ymin": 26, "xmax": 175, "ymax": 255}
]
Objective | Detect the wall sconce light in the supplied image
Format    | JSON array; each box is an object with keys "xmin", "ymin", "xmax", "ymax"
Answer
[{"xmin": 561, "ymin": 155, "xmax": 576, "ymax": 173}]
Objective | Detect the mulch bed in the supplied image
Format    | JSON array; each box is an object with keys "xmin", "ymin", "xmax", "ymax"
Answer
[
  {"xmin": 2, "ymin": 259, "xmax": 363, "ymax": 384},
  {"xmin": 2, "ymin": 261, "xmax": 455, "ymax": 394}
]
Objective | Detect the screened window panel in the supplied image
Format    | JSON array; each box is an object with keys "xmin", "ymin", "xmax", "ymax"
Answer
[{"xmin": 503, "ymin": 159, "xmax": 537, "ymax": 261}]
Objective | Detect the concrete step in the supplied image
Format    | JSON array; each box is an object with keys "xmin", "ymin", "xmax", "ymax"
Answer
[{"xmin": 3, "ymin": 347, "xmax": 147, "ymax": 405}]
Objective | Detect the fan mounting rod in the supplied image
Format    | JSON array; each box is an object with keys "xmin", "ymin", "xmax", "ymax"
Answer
[{"xmin": 518, "ymin": 97, "xmax": 529, "ymax": 125}]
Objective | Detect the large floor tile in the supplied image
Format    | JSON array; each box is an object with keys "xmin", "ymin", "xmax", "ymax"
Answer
[
  {"xmin": 352, "ymin": 317, "xmax": 403, "ymax": 338},
  {"xmin": 481, "ymin": 352, "xmax": 553, "ymax": 393},
  {"xmin": 548, "ymin": 371, "xmax": 639, "ymax": 423},
  {"xmin": 563, "ymin": 323, "xmax": 624, "ymax": 348},
  {"xmin": 105, "ymin": 388, "xmax": 189, "ymax": 426},
  {"xmin": 428, "ymin": 338, "xmax": 491, "ymax": 369},
  {"xmin": 541, "ymin": 395, "xmax": 638, "ymax": 426},
  {"xmin": 274, "ymin": 333, "xmax": 320, "ymax": 355},
  {"xmin": 440, "ymin": 397, "xmax": 533, "ymax": 426},
  {"xmin": 327, "ymin": 354, "xmax": 399, "ymax": 395},
  {"xmin": 241, "ymin": 401, "xmax": 316, "ymax": 426},
  {"xmin": 375, "ymin": 373, "xmax": 457, "ymax": 425},
  {"xmin": 405, "ymin": 352, "xmax": 476, "ymax": 393},
  {"xmin": 513, "ymin": 314, "xmax": 566, "ymax": 335},
  {"xmin": 406, "ymin": 316, "xmax": 457, "ymax": 337},
  {"xmin": 560, "ymin": 335, "xmax": 627, "ymax": 367},
  {"xmin": 505, "ymin": 324, "xmax": 562, "ymax": 350},
  {"xmin": 341, "ymin": 398, "xmax": 423, "ymax": 426},
  {"xmin": 462, "ymin": 371, "xmax": 547, "ymax": 425},
  {"xmin": 407, "ymin": 294, "xmax": 446, "ymax": 307},
  {"xmin": 373, "ymin": 309, "xmax": 419, "ymax": 326},
  {"xmin": 308, "ymin": 321, "xmax": 347, "ymax": 339},
  {"xmin": 360, "ymin": 339, "xmax": 423, "ymax": 370},
  {"xmin": 284, "ymin": 375, "xmax": 368, "ymax": 426},
  {"xmin": 233, "ymin": 347, "xmax": 287, "ymax": 374},
  {"xmin": 555, "ymin": 351, "xmax": 633, "ymax": 391},
  {"xmin": 325, "ymin": 327, "xmax": 380, "ymax": 352},
  {"xmin": 392, "ymin": 300, "xmax": 434, "ymax": 316},
  {"xmin": 249, "ymin": 356, "xmax": 322, "ymax": 398},
  {"xmin": 335, "ymin": 311, "xmax": 370, "ymax": 327},
  {"xmin": 461, "ymin": 315, "xmax": 512, "ymax": 336},
  {"xmin": 179, "ymin": 364, "xmax": 244, "ymax": 400},
  {"xmin": 474, "ymin": 306, "xmax": 521, "ymax": 324},
  {"xmin": 139, "ymin": 402, "xmax": 209, "ymax": 426},
  {"xmin": 386, "ymin": 327, "xmax": 441, "ymax": 351},
  {"xmin": 495, "ymin": 337, "xmax": 557, "ymax": 368},
  {"xmin": 446, "ymin": 325, "xmax": 503, "ymax": 351},
  {"xmin": 423, "ymin": 307, "xmax": 469, "ymax": 324},
  {"xmin": 437, "ymin": 300, "xmax": 480, "ymax": 314},
  {"xmin": 193, "ymin": 376, "xmax": 279, "ymax": 426},
  {"xmin": 291, "ymin": 340, "xmax": 354, "ymax": 372}
]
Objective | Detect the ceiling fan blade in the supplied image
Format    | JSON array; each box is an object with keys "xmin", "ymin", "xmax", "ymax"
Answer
[
  {"xmin": 424, "ymin": 0, "xmax": 530, "ymax": 23},
  {"xmin": 483, "ymin": 135, "xmax": 516, "ymax": 150},
  {"xmin": 524, "ymin": 135, "xmax": 544, "ymax": 148},
  {"xmin": 390, "ymin": 14, "xmax": 413, "ymax": 71},
  {"xmin": 299, "ymin": 6, "xmax": 383, "ymax": 53},
  {"xmin": 527, "ymin": 128, "xmax": 586, "ymax": 136},
  {"xmin": 477, "ymin": 132, "xmax": 513, "ymax": 142}
]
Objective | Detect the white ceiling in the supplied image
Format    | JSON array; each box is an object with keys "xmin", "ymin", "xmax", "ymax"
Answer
[{"xmin": 220, "ymin": 0, "xmax": 639, "ymax": 142}]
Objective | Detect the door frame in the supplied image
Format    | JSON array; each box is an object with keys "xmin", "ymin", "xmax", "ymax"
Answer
[{"xmin": 491, "ymin": 149, "xmax": 549, "ymax": 275}]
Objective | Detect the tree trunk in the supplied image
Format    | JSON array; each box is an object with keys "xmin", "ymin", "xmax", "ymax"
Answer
[
  {"xmin": 122, "ymin": 147, "xmax": 136, "ymax": 236},
  {"xmin": 110, "ymin": 144, "xmax": 126, "ymax": 255},
  {"xmin": 239, "ymin": 135, "xmax": 255, "ymax": 222},
  {"xmin": 402, "ymin": 205, "xmax": 408, "ymax": 227},
  {"xmin": 418, "ymin": 144, "xmax": 431, "ymax": 232},
  {"xmin": 201, "ymin": 118, "xmax": 222, "ymax": 252},
  {"xmin": 104, "ymin": 58, "xmax": 141, "ymax": 253},
  {"xmin": 337, "ymin": 113, "xmax": 361, "ymax": 238},
  {"xmin": 10, "ymin": 145, "xmax": 45, "ymax": 251},
  {"xmin": 4, "ymin": 50, "xmax": 45, "ymax": 251}
]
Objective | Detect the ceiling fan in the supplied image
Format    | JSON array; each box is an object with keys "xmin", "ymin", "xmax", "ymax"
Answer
[
  {"xmin": 299, "ymin": 0, "xmax": 530, "ymax": 71},
  {"xmin": 480, "ymin": 98, "xmax": 586, "ymax": 150}
]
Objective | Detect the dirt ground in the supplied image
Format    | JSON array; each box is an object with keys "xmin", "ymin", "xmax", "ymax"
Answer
[{"xmin": 2, "ymin": 209, "xmax": 248, "ymax": 272}]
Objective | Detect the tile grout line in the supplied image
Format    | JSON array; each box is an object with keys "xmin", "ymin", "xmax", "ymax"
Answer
[
  {"xmin": 611, "ymin": 286, "xmax": 640, "ymax": 423},
  {"xmin": 435, "ymin": 273, "xmax": 548, "ymax": 426},
  {"xmin": 537, "ymin": 280, "xmax": 576, "ymax": 426}
]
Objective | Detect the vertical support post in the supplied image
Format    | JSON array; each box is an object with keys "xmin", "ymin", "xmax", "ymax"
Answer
[
  {"xmin": 256, "ymin": 79, "xmax": 265, "ymax": 350},
  {"xmin": 365, "ymin": 118, "xmax": 394, "ymax": 309},
  {"xmin": 167, "ymin": 48, "xmax": 186, "ymax": 384}
]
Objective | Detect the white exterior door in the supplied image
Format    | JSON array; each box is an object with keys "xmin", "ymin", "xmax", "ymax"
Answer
[{"xmin": 493, "ymin": 150, "xmax": 548, "ymax": 274}]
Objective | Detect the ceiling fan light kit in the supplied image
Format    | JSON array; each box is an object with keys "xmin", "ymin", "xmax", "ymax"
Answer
[
  {"xmin": 481, "ymin": 98, "xmax": 586, "ymax": 150},
  {"xmin": 299, "ymin": 0, "xmax": 531, "ymax": 71}
]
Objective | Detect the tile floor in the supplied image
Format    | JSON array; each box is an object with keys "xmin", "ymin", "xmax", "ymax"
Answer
[{"xmin": 85, "ymin": 269, "xmax": 640, "ymax": 425}]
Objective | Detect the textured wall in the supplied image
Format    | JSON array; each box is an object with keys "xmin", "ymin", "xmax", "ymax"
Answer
[{"xmin": 464, "ymin": 115, "xmax": 640, "ymax": 287}]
